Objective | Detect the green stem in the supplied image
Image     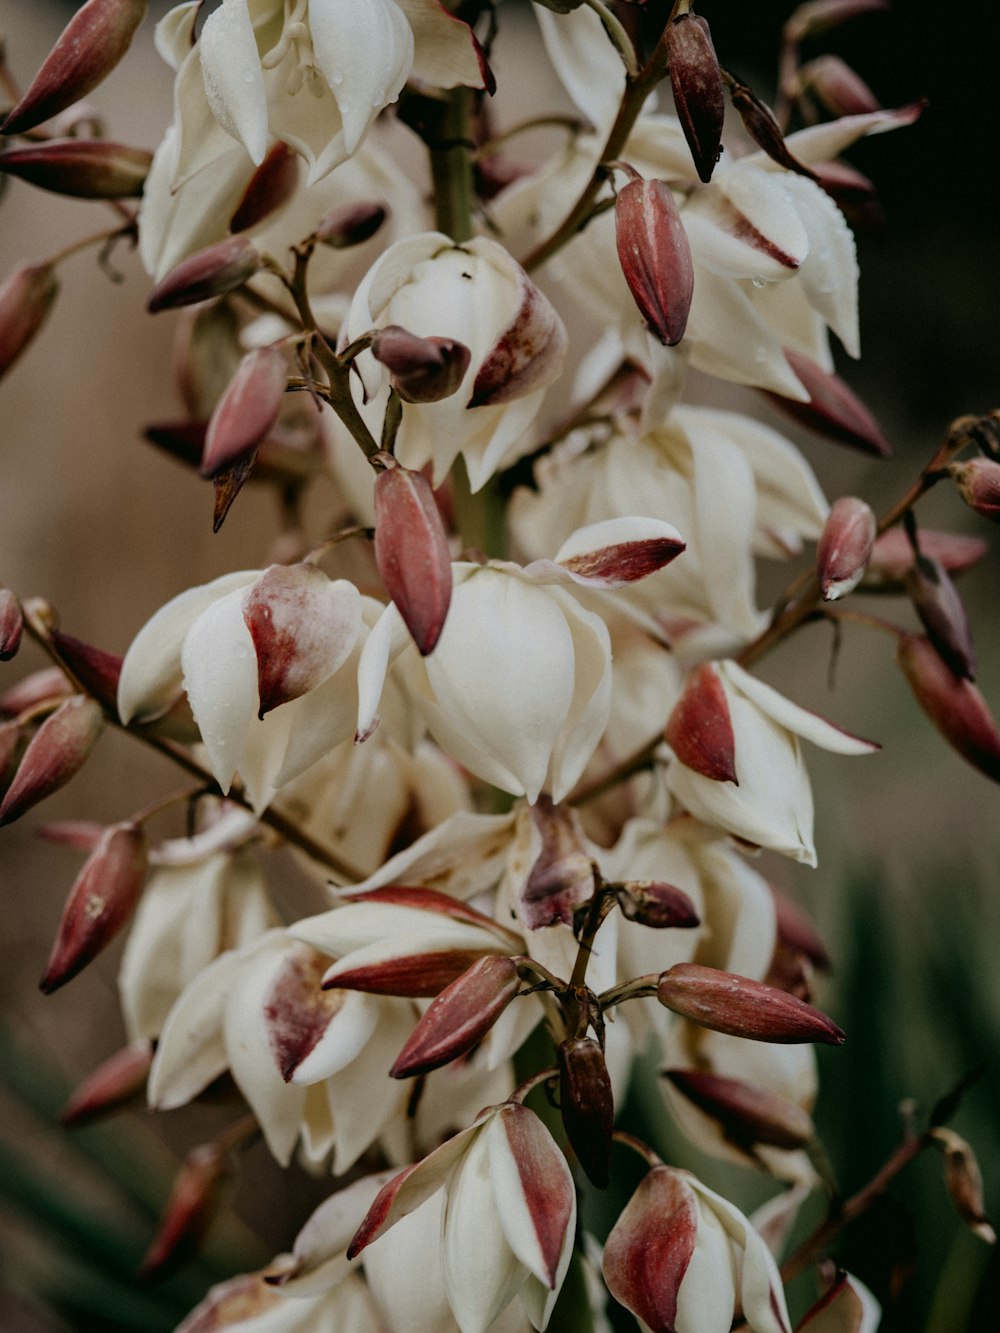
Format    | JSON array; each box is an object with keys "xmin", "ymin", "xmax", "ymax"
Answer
[{"xmin": 430, "ymin": 87, "xmax": 475, "ymax": 243}]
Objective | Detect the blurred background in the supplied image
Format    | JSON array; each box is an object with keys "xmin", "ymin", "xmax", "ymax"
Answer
[{"xmin": 1, "ymin": 1, "xmax": 997, "ymax": 1329}]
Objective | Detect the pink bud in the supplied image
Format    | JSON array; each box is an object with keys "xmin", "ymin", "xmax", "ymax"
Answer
[
  {"xmin": 50, "ymin": 629, "xmax": 123, "ymax": 713},
  {"xmin": 147, "ymin": 235, "xmax": 262, "ymax": 314},
  {"xmin": 905, "ymin": 555, "xmax": 976, "ymax": 679},
  {"xmin": 615, "ymin": 880, "xmax": 701, "ymax": 930},
  {"xmin": 2, "ymin": 0, "xmax": 147, "ymax": 136},
  {"xmin": 37, "ymin": 820, "xmax": 106, "ymax": 852},
  {"xmin": 140, "ymin": 1142, "xmax": 230, "ymax": 1278},
  {"xmin": 664, "ymin": 1068, "xmax": 814, "ymax": 1149},
  {"xmin": 229, "ymin": 142, "xmax": 299, "ymax": 233},
  {"xmin": 374, "ymin": 462, "xmax": 453, "ymax": 654},
  {"xmin": 656, "ymin": 963, "xmax": 846, "ymax": 1044},
  {"xmin": 371, "ymin": 325, "xmax": 471, "ymax": 404},
  {"xmin": 816, "ymin": 496, "xmax": 876, "ymax": 600},
  {"xmin": 664, "ymin": 662, "xmax": 738, "ymax": 784},
  {"xmin": 615, "ymin": 176, "xmax": 694, "ymax": 346},
  {"xmin": 390, "ymin": 955, "xmax": 520, "ymax": 1078},
  {"xmin": 867, "ymin": 527, "xmax": 987, "ymax": 588},
  {"xmin": 60, "ymin": 1040, "xmax": 152, "ymax": 1126},
  {"xmin": 799, "ymin": 54, "xmax": 881, "ymax": 117},
  {"xmin": 0, "ymin": 695, "xmax": 104, "ymax": 826},
  {"xmin": 315, "ymin": 200, "xmax": 388, "ymax": 249},
  {"xmin": 949, "ymin": 457, "xmax": 1000, "ymax": 524},
  {"xmin": 769, "ymin": 350, "xmax": 891, "ymax": 455},
  {"xmin": 666, "ymin": 13, "xmax": 725, "ymax": 183},
  {"xmin": 200, "ymin": 346, "xmax": 287, "ymax": 478},
  {"xmin": 0, "ymin": 261, "xmax": 59, "ymax": 380},
  {"xmin": 40, "ymin": 821, "xmax": 146, "ymax": 993},
  {"xmin": 559, "ymin": 1037, "xmax": 615, "ymax": 1188},
  {"xmin": 0, "ymin": 139, "xmax": 151, "ymax": 199},
  {"xmin": 0, "ymin": 666, "xmax": 71, "ymax": 717},
  {"xmin": 0, "ymin": 589, "xmax": 23, "ymax": 660},
  {"xmin": 603, "ymin": 1166, "xmax": 699, "ymax": 1332},
  {"xmin": 897, "ymin": 634, "xmax": 1000, "ymax": 782}
]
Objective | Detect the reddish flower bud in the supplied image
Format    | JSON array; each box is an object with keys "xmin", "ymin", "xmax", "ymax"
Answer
[
  {"xmin": 200, "ymin": 345, "xmax": 288, "ymax": 478},
  {"xmin": 866, "ymin": 527, "xmax": 987, "ymax": 589},
  {"xmin": 0, "ymin": 589, "xmax": 23, "ymax": 660},
  {"xmin": 371, "ymin": 325, "xmax": 471, "ymax": 404},
  {"xmin": 559, "ymin": 1037, "xmax": 615, "ymax": 1188},
  {"xmin": 37, "ymin": 819, "xmax": 106, "ymax": 852},
  {"xmin": 728, "ymin": 78, "xmax": 815, "ymax": 178},
  {"xmin": 666, "ymin": 13, "xmax": 725, "ymax": 183},
  {"xmin": 615, "ymin": 880, "xmax": 701, "ymax": 930},
  {"xmin": 0, "ymin": 261, "xmax": 59, "ymax": 380},
  {"xmin": 768, "ymin": 350, "xmax": 891, "ymax": 455},
  {"xmin": 949, "ymin": 458, "xmax": 1000, "ymax": 524},
  {"xmin": 799, "ymin": 55, "xmax": 881, "ymax": 118},
  {"xmin": 771, "ymin": 889, "xmax": 830, "ymax": 971},
  {"xmin": 315, "ymin": 200, "xmax": 388, "ymax": 249},
  {"xmin": 931, "ymin": 1127, "xmax": 997, "ymax": 1245},
  {"xmin": 0, "ymin": 666, "xmax": 72, "ymax": 717},
  {"xmin": 147, "ymin": 235, "xmax": 262, "ymax": 314},
  {"xmin": 60, "ymin": 1040, "xmax": 153, "ymax": 1126},
  {"xmin": 664, "ymin": 1069, "xmax": 814, "ymax": 1150},
  {"xmin": 229, "ymin": 142, "xmax": 299, "ymax": 233},
  {"xmin": 785, "ymin": 0, "xmax": 889, "ymax": 44},
  {"xmin": 140, "ymin": 1142, "xmax": 230, "ymax": 1278},
  {"xmin": 665, "ymin": 662, "xmax": 738, "ymax": 783},
  {"xmin": 816, "ymin": 496, "xmax": 876, "ymax": 600},
  {"xmin": 374, "ymin": 462, "xmax": 453, "ymax": 655},
  {"xmin": 40, "ymin": 821, "xmax": 146, "ymax": 993},
  {"xmin": 2, "ymin": 0, "xmax": 147, "ymax": 136},
  {"xmin": 390, "ymin": 954, "xmax": 520, "ymax": 1078},
  {"xmin": 905, "ymin": 555, "xmax": 976, "ymax": 680},
  {"xmin": 521, "ymin": 797, "xmax": 594, "ymax": 930},
  {"xmin": 615, "ymin": 176, "xmax": 694, "ymax": 346},
  {"xmin": 50, "ymin": 629, "xmax": 123, "ymax": 713},
  {"xmin": 0, "ymin": 139, "xmax": 151, "ymax": 199},
  {"xmin": 897, "ymin": 634, "xmax": 1000, "ymax": 782},
  {"xmin": 0, "ymin": 695, "xmax": 104, "ymax": 826},
  {"xmin": 656, "ymin": 963, "xmax": 845, "ymax": 1044}
]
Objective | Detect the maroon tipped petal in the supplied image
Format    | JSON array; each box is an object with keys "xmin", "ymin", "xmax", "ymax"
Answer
[{"xmin": 665, "ymin": 663, "xmax": 738, "ymax": 784}]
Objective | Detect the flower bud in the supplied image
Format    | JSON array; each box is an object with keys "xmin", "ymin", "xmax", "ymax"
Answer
[
  {"xmin": 897, "ymin": 634, "xmax": 1000, "ymax": 782},
  {"xmin": 371, "ymin": 325, "xmax": 471, "ymax": 404},
  {"xmin": 949, "ymin": 458, "xmax": 1000, "ymax": 524},
  {"xmin": 799, "ymin": 55, "xmax": 880, "ymax": 117},
  {"xmin": 39, "ymin": 821, "xmax": 146, "ymax": 993},
  {"xmin": 0, "ymin": 139, "xmax": 151, "ymax": 199},
  {"xmin": 615, "ymin": 880, "xmax": 701, "ymax": 930},
  {"xmin": 200, "ymin": 345, "xmax": 288, "ymax": 478},
  {"xmin": 666, "ymin": 13, "xmax": 725, "ymax": 183},
  {"xmin": 866, "ymin": 527, "xmax": 987, "ymax": 589},
  {"xmin": 2, "ymin": 0, "xmax": 147, "ymax": 136},
  {"xmin": 147, "ymin": 236, "xmax": 262, "ymax": 314},
  {"xmin": 770, "ymin": 350, "xmax": 891, "ymax": 455},
  {"xmin": 664, "ymin": 662, "xmax": 737, "ymax": 783},
  {"xmin": 905, "ymin": 555, "xmax": 976, "ymax": 679},
  {"xmin": 664, "ymin": 1069, "xmax": 814, "ymax": 1150},
  {"xmin": 0, "ymin": 721, "xmax": 24, "ymax": 792},
  {"xmin": 786, "ymin": 0, "xmax": 889, "ymax": 44},
  {"xmin": 0, "ymin": 695, "xmax": 104, "ymax": 826},
  {"xmin": 140, "ymin": 1142, "xmax": 230, "ymax": 1278},
  {"xmin": 615, "ymin": 176, "xmax": 694, "ymax": 346},
  {"xmin": 374, "ymin": 461, "xmax": 453, "ymax": 655},
  {"xmin": 390, "ymin": 954, "xmax": 520, "ymax": 1078},
  {"xmin": 60, "ymin": 1040, "xmax": 153, "ymax": 1127},
  {"xmin": 728, "ymin": 77, "xmax": 813, "ymax": 177},
  {"xmin": 559, "ymin": 1037, "xmax": 614, "ymax": 1188},
  {"xmin": 0, "ymin": 666, "xmax": 71, "ymax": 717},
  {"xmin": 930, "ymin": 1127, "xmax": 997, "ymax": 1245},
  {"xmin": 315, "ymin": 200, "xmax": 388, "ymax": 249},
  {"xmin": 0, "ymin": 589, "xmax": 23, "ymax": 660},
  {"xmin": 229, "ymin": 142, "xmax": 299, "ymax": 233},
  {"xmin": 816, "ymin": 496, "xmax": 876, "ymax": 600},
  {"xmin": 50, "ymin": 629, "xmax": 123, "ymax": 713},
  {"xmin": 0, "ymin": 261, "xmax": 59, "ymax": 380},
  {"xmin": 656, "ymin": 963, "xmax": 846, "ymax": 1044}
]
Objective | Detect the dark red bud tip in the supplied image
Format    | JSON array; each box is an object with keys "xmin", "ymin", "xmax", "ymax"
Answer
[
  {"xmin": 615, "ymin": 177, "xmax": 694, "ymax": 346},
  {"xmin": 372, "ymin": 325, "xmax": 471, "ymax": 404},
  {"xmin": 147, "ymin": 236, "xmax": 261, "ymax": 314},
  {"xmin": 0, "ymin": 590, "xmax": 24, "ymax": 660},
  {"xmin": 728, "ymin": 78, "xmax": 816, "ymax": 179},
  {"xmin": 60, "ymin": 1041, "xmax": 153, "ymax": 1126},
  {"xmin": 558, "ymin": 1037, "xmax": 614, "ymax": 1188},
  {"xmin": 666, "ymin": 14, "xmax": 725, "ymax": 183},
  {"xmin": 949, "ymin": 458, "xmax": 1000, "ymax": 525},
  {"xmin": 897, "ymin": 634, "xmax": 1000, "ymax": 783},
  {"xmin": 769, "ymin": 350, "xmax": 892, "ymax": 455},
  {"xmin": 315, "ymin": 201, "xmax": 388, "ymax": 249},
  {"xmin": 229, "ymin": 142, "xmax": 300, "ymax": 233},
  {"xmin": 905, "ymin": 556, "xmax": 976, "ymax": 680},
  {"xmin": 390, "ymin": 955, "xmax": 519, "ymax": 1078},
  {"xmin": 664, "ymin": 1068, "xmax": 814, "ymax": 1149},
  {"xmin": 665, "ymin": 662, "xmax": 738, "ymax": 784},
  {"xmin": 656, "ymin": 963, "xmax": 846, "ymax": 1044},
  {"xmin": 0, "ymin": 262, "xmax": 59, "ymax": 380},
  {"xmin": 49, "ymin": 629, "xmax": 123, "ymax": 714},
  {"xmin": 816, "ymin": 496, "xmax": 876, "ymax": 600},
  {"xmin": 0, "ymin": 140, "xmax": 151, "ymax": 199},
  {"xmin": 616, "ymin": 880, "xmax": 701, "ymax": 930},
  {"xmin": 0, "ymin": 696, "xmax": 105, "ymax": 827},
  {"xmin": 374, "ymin": 464, "xmax": 453, "ymax": 655}
]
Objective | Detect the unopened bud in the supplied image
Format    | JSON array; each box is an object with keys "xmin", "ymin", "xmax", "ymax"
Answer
[
  {"xmin": 371, "ymin": 325, "xmax": 471, "ymax": 404},
  {"xmin": 728, "ymin": 78, "xmax": 815, "ymax": 178},
  {"xmin": 771, "ymin": 349, "xmax": 892, "ymax": 455},
  {"xmin": 50, "ymin": 629, "xmax": 123, "ymax": 713},
  {"xmin": 656, "ymin": 963, "xmax": 846, "ymax": 1044},
  {"xmin": 60, "ymin": 1040, "xmax": 153, "ymax": 1126},
  {"xmin": 615, "ymin": 880, "xmax": 701, "ymax": 930},
  {"xmin": 897, "ymin": 634, "xmax": 1000, "ymax": 783},
  {"xmin": 0, "ymin": 667, "xmax": 72, "ymax": 717},
  {"xmin": 786, "ymin": 0, "xmax": 889, "ymax": 44},
  {"xmin": 905, "ymin": 555, "xmax": 976, "ymax": 680},
  {"xmin": 817, "ymin": 496, "xmax": 876, "ymax": 600},
  {"xmin": 315, "ymin": 200, "xmax": 388, "ymax": 249},
  {"xmin": 0, "ymin": 721, "xmax": 24, "ymax": 789},
  {"xmin": 0, "ymin": 589, "xmax": 23, "ymax": 660},
  {"xmin": 559, "ymin": 1037, "xmax": 614, "ymax": 1188},
  {"xmin": 771, "ymin": 889, "xmax": 830, "ymax": 970},
  {"xmin": 867, "ymin": 527, "xmax": 987, "ymax": 589},
  {"xmin": 140, "ymin": 1142, "xmax": 230, "ymax": 1278},
  {"xmin": 0, "ymin": 139, "xmax": 151, "ymax": 199},
  {"xmin": 666, "ymin": 13, "xmax": 725, "ymax": 183},
  {"xmin": 665, "ymin": 662, "xmax": 737, "ymax": 783},
  {"xmin": 40, "ymin": 821, "xmax": 146, "ymax": 993},
  {"xmin": 229, "ymin": 142, "xmax": 299, "ymax": 233},
  {"xmin": 2, "ymin": 0, "xmax": 148, "ymax": 136},
  {"xmin": 147, "ymin": 235, "xmax": 262, "ymax": 314},
  {"xmin": 799, "ymin": 55, "xmax": 880, "ymax": 118},
  {"xmin": 0, "ymin": 261, "xmax": 59, "ymax": 380},
  {"xmin": 615, "ymin": 176, "xmax": 694, "ymax": 346},
  {"xmin": 664, "ymin": 1068, "xmax": 814, "ymax": 1149},
  {"xmin": 374, "ymin": 461, "xmax": 453, "ymax": 655},
  {"xmin": 949, "ymin": 458, "xmax": 1000, "ymax": 524},
  {"xmin": 200, "ymin": 345, "xmax": 288, "ymax": 478},
  {"xmin": 931, "ymin": 1127, "xmax": 996, "ymax": 1244},
  {"xmin": 390, "ymin": 955, "xmax": 520, "ymax": 1078},
  {"xmin": 0, "ymin": 695, "xmax": 104, "ymax": 826}
]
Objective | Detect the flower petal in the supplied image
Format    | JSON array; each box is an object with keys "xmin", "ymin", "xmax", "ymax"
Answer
[{"xmin": 199, "ymin": 0, "xmax": 269, "ymax": 164}]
